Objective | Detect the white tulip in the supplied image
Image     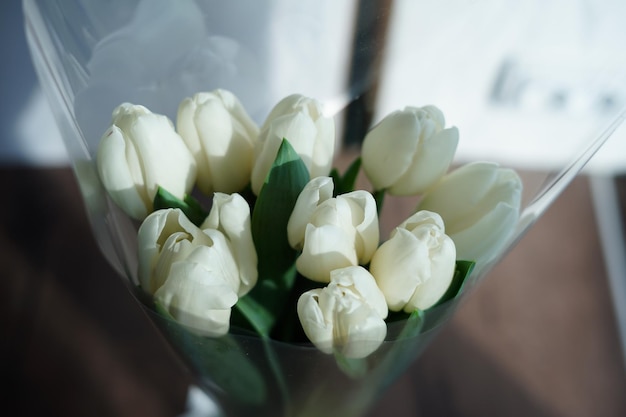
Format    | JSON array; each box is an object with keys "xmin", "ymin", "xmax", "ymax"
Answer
[
  {"xmin": 417, "ymin": 162, "xmax": 522, "ymax": 266},
  {"xmin": 361, "ymin": 105, "xmax": 458, "ymax": 195},
  {"xmin": 138, "ymin": 208, "xmax": 240, "ymax": 337},
  {"xmin": 251, "ymin": 94, "xmax": 335, "ymax": 195},
  {"xmin": 177, "ymin": 89, "xmax": 259, "ymax": 194},
  {"xmin": 96, "ymin": 103, "xmax": 197, "ymax": 220},
  {"xmin": 201, "ymin": 192, "xmax": 257, "ymax": 296},
  {"xmin": 297, "ymin": 266, "xmax": 388, "ymax": 358},
  {"xmin": 287, "ymin": 176, "xmax": 334, "ymax": 250},
  {"xmin": 290, "ymin": 182, "xmax": 379, "ymax": 283},
  {"xmin": 370, "ymin": 211, "xmax": 456, "ymax": 311},
  {"xmin": 154, "ymin": 255, "xmax": 238, "ymax": 337}
]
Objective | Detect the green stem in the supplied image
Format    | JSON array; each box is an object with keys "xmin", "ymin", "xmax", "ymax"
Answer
[
  {"xmin": 232, "ymin": 295, "xmax": 272, "ymax": 337},
  {"xmin": 261, "ymin": 336, "xmax": 293, "ymax": 416},
  {"xmin": 373, "ymin": 189, "xmax": 386, "ymax": 216}
]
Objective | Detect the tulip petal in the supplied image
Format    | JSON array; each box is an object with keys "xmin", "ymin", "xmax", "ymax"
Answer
[
  {"xmin": 297, "ymin": 288, "xmax": 334, "ymax": 354},
  {"xmin": 274, "ymin": 112, "xmax": 318, "ymax": 169},
  {"xmin": 287, "ymin": 176, "xmax": 334, "ymax": 249},
  {"xmin": 99, "ymin": 103, "xmax": 197, "ymax": 220},
  {"xmin": 405, "ymin": 235, "xmax": 456, "ymax": 311},
  {"xmin": 390, "ymin": 126, "xmax": 459, "ymax": 195},
  {"xmin": 397, "ymin": 210, "xmax": 446, "ymax": 234},
  {"xmin": 137, "ymin": 209, "xmax": 170, "ymax": 291},
  {"xmin": 97, "ymin": 126, "xmax": 150, "ymax": 219},
  {"xmin": 194, "ymin": 99, "xmax": 254, "ymax": 193},
  {"xmin": 450, "ymin": 200, "xmax": 519, "ymax": 265},
  {"xmin": 152, "ymin": 232, "xmax": 195, "ymax": 292},
  {"xmin": 362, "ymin": 105, "xmax": 458, "ymax": 196},
  {"xmin": 310, "ymin": 198, "xmax": 351, "ymax": 229},
  {"xmin": 330, "ymin": 266, "xmax": 388, "ymax": 319},
  {"xmin": 339, "ymin": 191, "xmax": 380, "ymax": 264},
  {"xmin": 251, "ymin": 132, "xmax": 283, "ymax": 195},
  {"xmin": 419, "ymin": 105, "xmax": 446, "ymax": 129},
  {"xmin": 296, "ymin": 224, "xmax": 358, "ymax": 283},
  {"xmin": 213, "ymin": 89, "xmax": 259, "ymax": 141},
  {"xmin": 260, "ymin": 94, "xmax": 304, "ymax": 132},
  {"xmin": 155, "ymin": 261, "xmax": 238, "ymax": 337},
  {"xmin": 370, "ymin": 228, "xmax": 430, "ymax": 311},
  {"xmin": 189, "ymin": 229, "xmax": 241, "ymax": 294},
  {"xmin": 418, "ymin": 162, "xmax": 502, "ymax": 223},
  {"xmin": 297, "ymin": 274, "xmax": 388, "ymax": 359},
  {"xmin": 177, "ymin": 96, "xmax": 207, "ymax": 180},
  {"xmin": 336, "ymin": 302, "xmax": 387, "ymax": 359},
  {"xmin": 310, "ymin": 116, "xmax": 336, "ymax": 178},
  {"xmin": 177, "ymin": 90, "xmax": 258, "ymax": 195},
  {"xmin": 138, "ymin": 208, "xmax": 210, "ymax": 293},
  {"xmin": 252, "ymin": 94, "xmax": 335, "ymax": 196},
  {"xmin": 417, "ymin": 162, "xmax": 522, "ymax": 267},
  {"xmin": 202, "ymin": 193, "xmax": 257, "ymax": 296},
  {"xmin": 131, "ymin": 113, "xmax": 197, "ymax": 202},
  {"xmin": 362, "ymin": 110, "xmax": 420, "ymax": 190}
]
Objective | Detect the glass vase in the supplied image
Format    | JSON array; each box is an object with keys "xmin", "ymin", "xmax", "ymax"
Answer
[
  {"xmin": 142, "ymin": 296, "xmax": 456, "ymax": 417},
  {"xmin": 23, "ymin": 1, "xmax": 626, "ymax": 416}
]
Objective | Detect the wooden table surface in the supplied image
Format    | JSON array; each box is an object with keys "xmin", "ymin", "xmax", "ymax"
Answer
[{"xmin": 1, "ymin": 167, "xmax": 625, "ymax": 417}]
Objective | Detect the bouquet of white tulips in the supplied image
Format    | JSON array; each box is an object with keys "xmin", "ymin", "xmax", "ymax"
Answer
[{"xmin": 96, "ymin": 89, "xmax": 522, "ymax": 363}]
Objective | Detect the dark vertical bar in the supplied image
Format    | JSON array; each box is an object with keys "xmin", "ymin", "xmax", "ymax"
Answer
[{"xmin": 343, "ymin": 0, "xmax": 394, "ymax": 146}]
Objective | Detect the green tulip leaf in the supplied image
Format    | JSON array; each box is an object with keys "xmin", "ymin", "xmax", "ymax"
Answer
[
  {"xmin": 341, "ymin": 157, "xmax": 362, "ymax": 191},
  {"xmin": 237, "ymin": 138, "xmax": 310, "ymax": 336},
  {"xmin": 433, "ymin": 260, "xmax": 475, "ymax": 308},
  {"xmin": 150, "ymin": 302, "xmax": 267, "ymax": 405},
  {"xmin": 233, "ymin": 290, "xmax": 280, "ymax": 338},
  {"xmin": 329, "ymin": 168, "xmax": 341, "ymax": 194},
  {"xmin": 153, "ymin": 186, "xmax": 209, "ymax": 226},
  {"xmin": 398, "ymin": 309, "xmax": 426, "ymax": 338},
  {"xmin": 384, "ymin": 310, "xmax": 414, "ymax": 331},
  {"xmin": 270, "ymin": 273, "xmax": 325, "ymax": 343},
  {"xmin": 372, "ymin": 189, "xmax": 386, "ymax": 216},
  {"xmin": 331, "ymin": 157, "xmax": 362, "ymax": 196}
]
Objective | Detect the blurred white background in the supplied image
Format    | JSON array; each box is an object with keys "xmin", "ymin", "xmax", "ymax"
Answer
[
  {"xmin": 0, "ymin": 1, "xmax": 66, "ymax": 165},
  {"xmin": 4, "ymin": 0, "xmax": 626, "ymax": 172}
]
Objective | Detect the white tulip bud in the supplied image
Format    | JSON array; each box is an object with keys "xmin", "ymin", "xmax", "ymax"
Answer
[
  {"xmin": 177, "ymin": 90, "xmax": 259, "ymax": 194},
  {"xmin": 370, "ymin": 211, "xmax": 456, "ymax": 311},
  {"xmin": 251, "ymin": 94, "xmax": 335, "ymax": 195},
  {"xmin": 362, "ymin": 105, "xmax": 458, "ymax": 195},
  {"xmin": 297, "ymin": 266, "xmax": 388, "ymax": 358},
  {"xmin": 138, "ymin": 208, "xmax": 240, "ymax": 337},
  {"xmin": 154, "ymin": 250, "xmax": 238, "ymax": 337},
  {"xmin": 201, "ymin": 192, "xmax": 257, "ymax": 296},
  {"xmin": 287, "ymin": 176, "xmax": 334, "ymax": 250},
  {"xmin": 417, "ymin": 162, "xmax": 522, "ymax": 266},
  {"xmin": 96, "ymin": 103, "xmax": 197, "ymax": 220},
  {"xmin": 289, "ymin": 180, "xmax": 379, "ymax": 283}
]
